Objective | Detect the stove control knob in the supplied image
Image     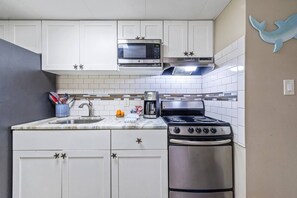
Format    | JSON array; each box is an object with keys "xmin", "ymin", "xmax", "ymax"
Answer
[
  {"xmin": 211, "ymin": 128, "xmax": 217, "ymax": 134},
  {"xmin": 203, "ymin": 128, "xmax": 209, "ymax": 134},
  {"xmin": 195, "ymin": 128, "xmax": 202, "ymax": 133},
  {"xmin": 188, "ymin": 128, "xmax": 194, "ymax": 133},
  {"xmin": 173, "ymin": 127, "xmax": 180, "ymax": 134}
]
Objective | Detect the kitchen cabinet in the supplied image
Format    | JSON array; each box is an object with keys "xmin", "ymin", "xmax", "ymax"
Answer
[
  {"xmin": 164, "ymin": 20, "xmax": 213, "ymax": 58},
  {"xmin": 0, "ymin": 21, "xmax": 9, "ymax": 41},
  {"xmin": 8, "ymin": 21, "xmax": 41, "ymax": 53},
  {"xmin": 111, "ymin": 130, "xmax": 168, "ymax": 198},
  {"xmin": 163, "ymin": 21, "xmax": 188, "ymax": 58},
  {"xmin": 42, "ymin": 21, "xmax": 80, "ymax": 71},
  {"xmin": 13, "ymin": 129, "xmax": 168, "ymax": 198},
  {"xmin": 118, "ymin": 21, "xmax": 163, "ymax": 40},
  {"xmin": 80, "ymin": 21, "xmax": 117, "ymax": 71},
  {"xmin": 42, "ymin": 21, "xmax": 118, "ymax": 72},
  {"xmin": 188, "ymin": 21, "xmax": 213, "ymax": 57},
  {"xmin": 13, "ymin": 151, "xmax": 62, "ymax": 198},
  {"xmin": 13, "ymin": 131, "xmax": 110, "ymax": 198}
]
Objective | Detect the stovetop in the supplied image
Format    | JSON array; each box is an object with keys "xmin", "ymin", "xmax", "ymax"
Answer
[
  {"xmin": 162, "ymin": 116, "xmax": 227, "ymax": 125},
  {"xmin": 162, "ymin": 115, "xmax": 232, "ymax": 137},
  {"xmin": 161, "ymin": 101, "xmax": 232, "ymax": 137}
]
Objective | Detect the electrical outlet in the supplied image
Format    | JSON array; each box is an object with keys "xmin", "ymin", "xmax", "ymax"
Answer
[
  {"xmin": 283, "ymin": 79, "xmax": 295, "ymax": 95},
  {"xmin": 124, "ymin": 98, "xmax": 130, "ymax": 107}
]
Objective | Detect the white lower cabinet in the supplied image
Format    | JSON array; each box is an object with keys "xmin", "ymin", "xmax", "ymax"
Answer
[
  {"xmin": 13, "ymin": 129, "xmax": 168, "ymax": 198},
  {"xmin": 13, "ymin": 130, "xmax": 111, "ymax": 198},
  {"xmin": 112, "ymin": 150, "xmax": 168, "ymax": 198},
  {"xmin": 13, "ymin": 151, "xmax": 62, "ymax": 198},
  {"xmin": 62, "ymin": 150, "xmax": 110, "ymax": 198},
  {"xmin": 13, "ymin": 150, "xmax": 110, "ymax": 198},
  {"xmin": 111, "ymin": 129, "xmax": 168, "ymax": 198}
]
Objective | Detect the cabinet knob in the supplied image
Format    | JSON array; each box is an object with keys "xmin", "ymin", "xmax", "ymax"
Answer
[
  {"xmin": 54, "ymin": 153, "xmax": 60, "ymax": 159},
  {"xmin": 61, "ymin": 153, "xmax": 67, "ymax": 159},
  {"xmin": 73, "ymin": 64, "xmax": 78, "ymax": 70},
  {"xmin": 189, "ymin": 51, "xmax": 194, "ymax": 56},
  {"xmin": 140, "ymin": 37, "xmax": 145, "ymax": 40},
  {"xmin": 184, "ymin": 51, "xmax": 189, "ymax": 56},
  {"xmin": 136, "ymin": 36, "xmax": 140, "ymax": 40},
  {"xmin": 79, "ymin": 64, "xmax": 84, "ymax": 70},
  {"xmin": 111, "ymin": 153, "xmax": 117, "ymax": 159},
  {"xmin": 136, "ymin": 138, "xmax": 142, "ymax": 144}
]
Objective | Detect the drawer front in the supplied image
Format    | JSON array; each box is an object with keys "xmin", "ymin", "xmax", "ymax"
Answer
[
  {"xmin": 112, "ymin": 130, "xmax": 167, "ymax": 150},
  {"xmin": 13, "ymin": 130, "xmax": 110, "ymax": 150}
]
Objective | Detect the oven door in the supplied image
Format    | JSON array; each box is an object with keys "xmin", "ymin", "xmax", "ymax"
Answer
[
  {"xmin": 170, "ymin": 191, "xmax": 233, "ymax": 198},
  {"xmin": 169, "ymin": 138, "xmax": 233, "ymax": 191},
  {"xmin": 118, "ymin": 40, "xmax": 161, "ymax": 64}
]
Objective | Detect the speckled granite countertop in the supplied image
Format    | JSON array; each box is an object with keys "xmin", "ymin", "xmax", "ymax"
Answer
[{"xmin": 11, "ymin": 116, "xmax": 167, "ymax": 130}]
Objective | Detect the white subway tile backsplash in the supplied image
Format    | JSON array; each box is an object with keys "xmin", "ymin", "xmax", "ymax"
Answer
[
  {"xmin": 203, "ymin": 36, "xmax": 245, "ymax": 146},
  {"xmin": 56, "ymin": 37, "xmax": 245, "ymax": 146},
  {"xmin": 238, "ymin": 108, "xmax": 245, "ymax": 127}
]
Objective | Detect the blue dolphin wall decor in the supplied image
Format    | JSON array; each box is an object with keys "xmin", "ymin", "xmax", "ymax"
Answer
[{"xmin": 249, "ymin": 13, "xmax": 297, "ymax": 53}]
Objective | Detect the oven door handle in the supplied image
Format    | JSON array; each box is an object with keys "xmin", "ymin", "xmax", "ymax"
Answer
[{"xmin": 169, "ymin": 139, "xmax": 232, "ymax": 146}]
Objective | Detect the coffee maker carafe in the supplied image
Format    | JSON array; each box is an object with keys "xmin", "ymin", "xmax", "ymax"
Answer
[{"xmin": 143, "ymin": 91, "xmax": 159, "ymax": 119}]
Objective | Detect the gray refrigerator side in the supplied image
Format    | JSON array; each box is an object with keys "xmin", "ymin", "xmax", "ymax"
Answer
[{"xmin": 0, "ymin": 39, "xmax": 56, "ymax": 198}]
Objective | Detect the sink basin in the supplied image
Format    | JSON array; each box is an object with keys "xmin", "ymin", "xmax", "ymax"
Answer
[{"xmin": 49, "ymin": 118, "xmax": 104, "ymax": 124}]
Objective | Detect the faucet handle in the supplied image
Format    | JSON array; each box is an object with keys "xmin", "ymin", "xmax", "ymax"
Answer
[{"xmin": 88, "ymin": 99, "xmax": 93, "ymax": 106}]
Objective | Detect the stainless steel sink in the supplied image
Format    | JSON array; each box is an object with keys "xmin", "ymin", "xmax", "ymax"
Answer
[{"xmin": 49, "ymin": 118, "xmax": 104, "ymax": 124}]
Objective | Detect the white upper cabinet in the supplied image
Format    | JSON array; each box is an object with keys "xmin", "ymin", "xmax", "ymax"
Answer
[
  {"xmin": 188, "ymin": 21, "xmax": 213, "ymax": 57},
  {"xmin": 140, "ymin": 21, "xmax": 163, "ymax": 40},
  {"xmin": 164, "ymin": 20, "xmax": 213, "ymax": 58},
  {"xmin": 0, "ymin": 21, "xmax": 9, "ymax": 41},
  {"xmin": 42, "ymin": 21, "xmax": 80, "ymax": 71},
  {"xmin": 163, "ymin": 21, "xmax": 188, "ymax": 57},
  {"xmin": 118, "ymin": 21, "xmax": 141, "ymax": 39},
  {"xmin": 8, "ymin": 21, "xmax": 41, "ymax": 53},
  {"xmin": 42, "ymin": 21, "xmax": 118, "ymax": 72},
  {"xmin": 80, "ymin": 21, "xmax": 117, "ymax": 71},
  {"xmin": 118, "ymin": 21, "xmax": 163, "ymax": 40}
]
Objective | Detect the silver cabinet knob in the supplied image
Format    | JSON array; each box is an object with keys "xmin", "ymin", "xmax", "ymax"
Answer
[
  {"xmin": 54, "ymin": 153, "xmax": 60, "ymax": 159},
  {"xmin": 189, "ymin": 51, "xmax": 194, "ymax": 56},
  {"xmin": 184, "ymin": 51, "xmax": 189, "ymax": 56},
  {"xmin": 140, "ymin": 37, "xmax": 145, "ymax": 40},
  {"xmin": 73, "ymin": 64, "xmax": 78, "ymax": 70},
  {"xmin": 136, "ymin": 138, "xmax": 142, "ymax": 144},
  {"xmin": 136, "ymin": 36, "xmax": 140, "ymax": 40},
  {"xmin": 111, "ymin": 153, "xmax": 117, "ymax": 159},
  {"xmin": 79, "ymin": 64, "xmax": 84, "ymax": 70},
  {"xmin": 61, "ymin": 153, "xmax": 67, "ymax": 159}
]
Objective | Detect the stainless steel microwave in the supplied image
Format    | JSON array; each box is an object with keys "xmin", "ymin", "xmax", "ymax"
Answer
[{"xmin": 118, "ymin": 39, "xmax": 162, "ymax": 66}]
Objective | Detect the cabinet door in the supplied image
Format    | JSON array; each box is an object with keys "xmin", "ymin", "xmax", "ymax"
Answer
[
  {"xmin": 112, "ymin": 150, "xmax": 168, "ymax": 198},
  {"xmin": 42, "ymin": 21, "xmax": 80, "ymax": 71},
  {"xmin": 0, "ymin": 21, "xmax": 9, "ymax": 41},
  {"xmin": 140, "ymin": 21, "xmax": 163, "ymax": 40},
  {"xmin": 188, "ymin": 21, "xmax": 213, "ymax": 57},
  {"xmin": 163, "ymin": 21, "xmax": 188, "ymax": 57},
  {"xmin": 80, "ymin": 21, "xmax": 118, "ymax": 71},
  {"xmin": 13, "ymin": 151, "xmax": 62, "ymax": 198},
  {"xmin": 62, "ymin": 150, "xmax": 110, "ymax": 198},
  {"xmin": 8, "ymin": 21, "xmax": 41, "ymax": 53},
  {"xmin": 118, "ymin": 21, "xmax": 140, "ymax": 39}
]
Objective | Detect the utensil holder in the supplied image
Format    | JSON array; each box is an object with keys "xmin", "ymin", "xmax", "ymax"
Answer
[{"xmin": 55, "ymin": 104, "xmax": 70, "ymax": 118}]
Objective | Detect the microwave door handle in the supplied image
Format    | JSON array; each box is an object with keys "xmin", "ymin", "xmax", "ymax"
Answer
[{"xmin": 169, "ymin": 139, "xmax": 231, "ymax": 146}]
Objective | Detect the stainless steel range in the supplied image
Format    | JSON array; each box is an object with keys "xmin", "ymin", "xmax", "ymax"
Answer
[{"xmin": 161, "ymin": 100, "xmax": 234, "ymax": 198}]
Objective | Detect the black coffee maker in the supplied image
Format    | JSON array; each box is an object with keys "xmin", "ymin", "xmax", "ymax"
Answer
[{"xmin": 143, "ymin": 91, "xmax": 159, "ymax": 119}]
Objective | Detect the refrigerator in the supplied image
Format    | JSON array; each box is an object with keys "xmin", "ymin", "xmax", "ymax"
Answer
[{"xmin": 0, "ymin": 39, "xmax": 56, "ymax": 198}]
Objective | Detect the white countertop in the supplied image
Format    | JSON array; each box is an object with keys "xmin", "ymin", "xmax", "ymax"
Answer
[{"xmin": 11, "ymin": 116, "xmax": 167, "ymax": 130}]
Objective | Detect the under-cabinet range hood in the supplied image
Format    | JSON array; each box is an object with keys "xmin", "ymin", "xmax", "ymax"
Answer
[{"xmin": 162, "ymin": 57, "xmax": 215, "ymax": 75}]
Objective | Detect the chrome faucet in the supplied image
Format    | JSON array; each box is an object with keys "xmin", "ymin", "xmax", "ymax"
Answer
[{"xmin": 79, "ymin": 99, "xmax": 95, "ymax": 117}]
